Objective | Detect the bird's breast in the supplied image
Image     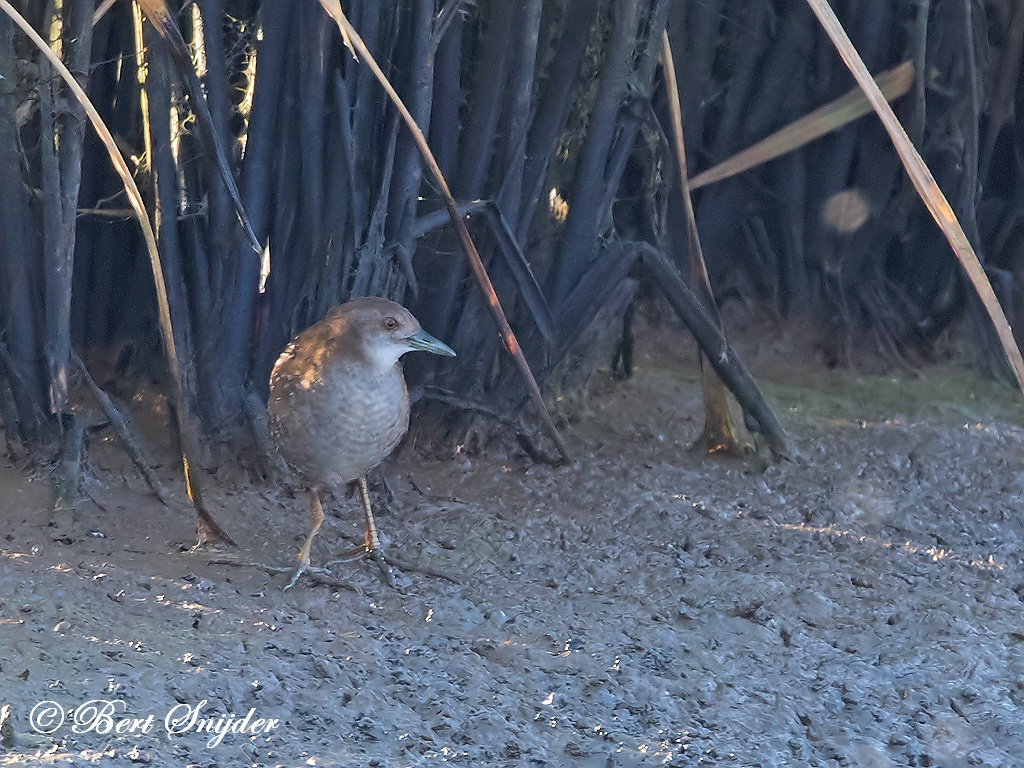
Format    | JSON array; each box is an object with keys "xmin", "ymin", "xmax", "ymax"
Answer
[{"xmin": 268, "ymin": 359, "xmax": 410, "ymax": 488}]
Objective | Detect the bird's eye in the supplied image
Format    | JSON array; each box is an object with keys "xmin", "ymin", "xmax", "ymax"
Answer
[{"xmin": 383, "ymin": 316, "xmax": 398, "ymax": 330}]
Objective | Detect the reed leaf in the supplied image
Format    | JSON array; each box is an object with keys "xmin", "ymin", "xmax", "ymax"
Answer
[
  {"xmin": 805, "ymin": 0, "xmax": 1024, "ymax": 399},
  {"xmin": 690, "ymin": 61, "xmax": 913, "ymax": 190}
]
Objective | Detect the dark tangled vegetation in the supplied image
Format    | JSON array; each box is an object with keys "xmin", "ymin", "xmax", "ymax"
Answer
[{"xmin": 0, "ymin": 0, "xmax": 1020, "ymax": 469}]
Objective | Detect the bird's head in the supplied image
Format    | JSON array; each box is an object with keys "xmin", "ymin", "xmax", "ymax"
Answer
[{"xmin": 327, "ymin": 297, "xmax": 456, "ymax": 371}]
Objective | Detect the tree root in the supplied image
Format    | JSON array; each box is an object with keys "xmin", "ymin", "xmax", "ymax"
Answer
[{"xmin": 72, "ymin": 351, "xmax": 173, "ymax": 506}]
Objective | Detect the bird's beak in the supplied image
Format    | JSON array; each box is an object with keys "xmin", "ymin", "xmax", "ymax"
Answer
[{"xmin": 406, "ymin": 328, "xmax": 456, "ymax": 357}]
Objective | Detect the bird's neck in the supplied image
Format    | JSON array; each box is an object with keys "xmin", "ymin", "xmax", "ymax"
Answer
[{"xmin": 350, "ymin": 333, "xmax": 407, "ymax": 373}]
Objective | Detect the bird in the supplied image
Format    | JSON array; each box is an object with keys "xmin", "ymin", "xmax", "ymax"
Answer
[{"xmin": 267, "ymin": 296, "xmax": 456, "ymax": 588}]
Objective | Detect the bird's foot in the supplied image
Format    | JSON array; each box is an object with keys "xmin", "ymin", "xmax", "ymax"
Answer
[
  {"xmin": 207, "ymin": 557, "xmax": 358, "ymax": 593},
  {"xmin": 327, "ymin": 545, "xmax": 458, "ymax": 586},
  {"xmin": 283, "ymin": 564, "xmax": 358, "ymax": 592},
  {"xmin": 333, "ymin": 543, "xmax": 395, "ymax": 587},
  {"xmin": 283, "ymin": 564, "xmax": 306, "ymax": 591},
  {"xmin": 284, "ymin": 548, "xmax": 314, "ymax": 591},
  {"xmin": 370, "ymin": 548, "xmax": 396, "ymax": 588}
]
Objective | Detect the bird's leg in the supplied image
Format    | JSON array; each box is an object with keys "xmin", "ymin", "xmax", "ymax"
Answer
[
  {"xmin": 357, "ymin": 475, "xmax": 383, "ymax": 551},
  {"xmin": 285, "ymin": 487, "xmax": 325, "ymax": 590},
  {"xmin": 332, "ymin": 476, "xmax": 458, "ymax": 586},
  {"xmin": 357, "ymin": 475, "xmax": 395, "ymax": 587},
  {"xmin": 334, "ymin": 476, "xmax": 395, "ymax": 585}
]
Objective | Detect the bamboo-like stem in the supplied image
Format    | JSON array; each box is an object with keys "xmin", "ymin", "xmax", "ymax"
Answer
[
  {"xmin": 133, "ymin": 0, "xmax": 261, "ymax": 253},
  {"xmin": 805, "ymin": 0, "xmax": 1024, "ymax": 400},
  {"xmin": 0, "ymin": 0, "xmax": 235, "ymax": 544},
  {"xmin": 661, "ymin": 30, "xmax": 767, "ymax": 457},
  {"xmin": 92, "ymin": 0, "xmax": 116, "ymax": 26},
  {"xmin": 316, "ymin": 0, "xmax": 570, "ymax": 462}
]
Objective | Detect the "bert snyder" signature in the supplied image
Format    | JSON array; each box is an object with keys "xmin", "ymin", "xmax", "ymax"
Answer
[{"xmin": 30, "ymin": 699, "xmax": 281, "ymax": 748}]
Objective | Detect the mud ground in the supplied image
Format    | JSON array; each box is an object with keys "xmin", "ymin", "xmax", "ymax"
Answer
[{"xmin": 1, "ymin": 311, "xmax": 1023, "ymax": 767}]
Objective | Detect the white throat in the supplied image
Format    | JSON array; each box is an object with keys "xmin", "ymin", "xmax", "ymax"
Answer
[{"xmin": 363, "ymin": 338, "xmax": 410, "ymax": 371}]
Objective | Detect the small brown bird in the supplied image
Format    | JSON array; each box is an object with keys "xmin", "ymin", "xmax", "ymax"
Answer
[{"xmin": 268, "ymin": 297, "xmax": 456, "ymax": 588}]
